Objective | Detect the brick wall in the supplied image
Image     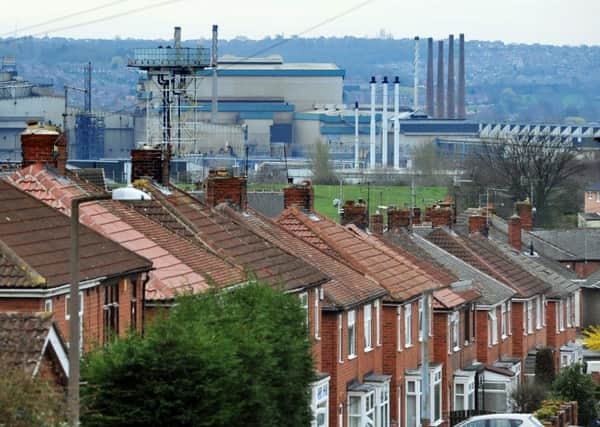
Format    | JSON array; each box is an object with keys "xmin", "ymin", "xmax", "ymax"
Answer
[
  {"xmin": 21, "ymin": 132, "xmax": 67, "ymax": 176},
  {"xmin": 476, "ymin": 306, "xmax": 513, "ymax": 365},
  {"xmin": 370, "ymin": 214, "xmax": 384, "ymax": 236},
  {"xmin": 547, "ymin": 300, "xmax": 577, "ymax": 372},
  {"xmin": 388, "ymin": 208, "xmax": 410, "ymax": 231},
  {"xmin": 468, "ymin": 215, "xmax": 488, "ymax": 235},
  {"xmin": 584, "ymin": 191, "xmax": 600, "ymax": 214},
  {"xmin": 431, "ymin": 207, "xmax": 453, "ymax": 228},
  {"xmin": 283, "ymin": 182, "xmax": 314, "ymax": 211},
  {"xmin": 516, "ymin": 201, "xmax": 533, "ymax": 231},
  {"xmin": 323, "ymin": 302, "xmax": 385, "ymax": 427},
  {"xmin": 508, "ymin": 215, "xmax": 522, "ymax": 250}
]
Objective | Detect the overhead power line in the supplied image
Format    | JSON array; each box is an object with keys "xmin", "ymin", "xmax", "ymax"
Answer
[{"xmin": 0, "ymin": 0, "xmax": 128, "ymax": 38}]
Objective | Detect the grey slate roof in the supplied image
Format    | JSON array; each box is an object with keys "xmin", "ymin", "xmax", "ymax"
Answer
[
  {"xmin": 411, "ymin": 232, "xmax": 515, "ymax": 305},
  {"xmin": 529, "ymin": 229, "xmax": 600, "ymax": 261},
  {"xmin": 585, "ymin": 181, "xmax": 600, "ymax": 192},
  {"xmin": 489, "ymin": 238, "xmax": 580, "ymax": 298}
]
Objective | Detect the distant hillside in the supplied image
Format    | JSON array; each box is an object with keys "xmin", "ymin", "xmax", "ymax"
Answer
[{"xmin": 1, "ymin": 36, "xmax": 599, "ymax": 122}]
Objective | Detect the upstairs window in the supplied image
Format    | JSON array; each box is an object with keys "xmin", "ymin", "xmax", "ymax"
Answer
[
  {"xmin": 448, "ymin": 311, "xmax": 460, "ymax": 352},
  {"xmin": 103, "ymin": 283, "xmax": 119, "ymax": 343},
  {"xmin": 348, "ymin": 310, "xmax": 357, "ymax": 358},
  {"xmin": 501, "ymin": 303, "xmax": 507, "ymax": 339},
  {"xmin": 338, "ymin": 314, "xmax": 343, "ymax": 363},
  {"xmin": 405, "ymin": 303, "xmax": 412, "ymax": 347},
  {"xmin": 488, "ymin": 309, "xmax": 498, "ymax": 345},
  {"xmin": 375, "ymin": 299, "xmax": 381, "ymax": 347},
  {"xmin": 397, "ymin": 306, "xmax": 403, "ymax": 352},
  {"xmin": 536, "ymin": 296, "xmax": 542, "ymax": 330},
  {"xmin": 299, "ymin": 292, "xmax": 309, "ymax": 328},
  {"xmin": 314, "ymin": 288, "xmax": 320, "ymax": 339},
  {"xmin": 418, "ymin": 298, "xmax": 424, "ymax": 342},
  {"xmin": 364, "ymin": 304, "xmax": 372, "ymax": 351},
  {"xmin": 566, "ymin": 295, "xmax": 572, "ymax": 328},
  {"xmin": 527, "ymin": 300, "xmax": 534, "ymax": 334}
]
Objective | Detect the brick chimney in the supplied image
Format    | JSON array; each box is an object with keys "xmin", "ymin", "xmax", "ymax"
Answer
[
  {"xmin": 508, "ymin": 214, "xmax": 522, "ymax": 251},
  {"xmin": 131, "ymin": 145, "xmax": 171, "ymax": 185},
  {"xmin": 341, "ymin": 200, "xmax": 368, "ymax": 230},
  {"xmin": 516, "ymin": 200, "xmax": 533, "ymax": 231},
  {"xmin": 370, "ymin": 213, "xmax": 384, "ymax": 236},
  {"xmin": 468, "ymin": 214, "xmax": 488, "ymax": 235},
  {"xmin": 412, "ymin": 207, "xmax": 422, "ymax": 225},
  {"xmin": 431, "ymin": 207, "xmax": 453, "ymax": 228},
  {"xmin": 205, "ymin": 168, "xmax": 247, "ymax": 210},
  {"xmin": 387, "ymin": 208, "xmax": 410, "ymax": 232},
  {"xmin": 20, "ymin": 121, "xmax": 67, "ymax": 176},
  {"xmin": 283, "ymin": 180, "xmax": 314, "ymax": 211}
]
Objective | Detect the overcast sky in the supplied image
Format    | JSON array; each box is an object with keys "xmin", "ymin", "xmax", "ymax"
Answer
[{"xmin": 2, "ymin": 0, "xmax": 600, "ymax": 46}]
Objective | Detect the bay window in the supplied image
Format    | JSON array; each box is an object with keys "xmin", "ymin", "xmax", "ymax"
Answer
[
  {"xmin": 454, "ymin": 372, "xmax": 476, "ymax": 411},
  {"xmin": 348, "ymin": 388, "xmax": 375, "ymax": 427},
  {"xmin": 311, "ymin": 376, "xmax": 330, "ymax": 427},
  {"xmin": 365, "ymin": 374, "xmax": 391, "ymax": 427},
  {"xmin": 405, "ymin": 365, "xmax": 443, "ymax": 427}
]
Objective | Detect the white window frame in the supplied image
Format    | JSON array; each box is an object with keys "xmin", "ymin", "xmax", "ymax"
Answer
[
  {"xmin": 542, "ymin": 295, "xmax": 547, "ymax": 327},
  {"xmin": 566, "ymin": 295, "xmax": 572, "ymax": 328},
  {"xmin": 365, "ymin": 379, "xmax": 391, "ymax": 427},
  {"xmin": 348, "ymin": 309, "xmax": 357, "ymax": 359},
  {"xmin": 450, "ymin": 311, "xmax": 460, "ymax": 352},
  {"xmin": 299, "ymin": 292, "xmax": 309, "ymax": 328},
  {"xmin": 315, "ymin": 288, "xmax": 320, "ymax": 340},
  {"xmin": 559, "ymin": 299, "xmax": 565, "ymax": 332},
  {"xmin": 488, "ymin": 309, "xmax": 498, "ymax": 346},
  {"xmin": 364, "ymin": 304, "xmax": 373, "ymax": 351},
  {"xmin": 338, "ymin": 313, "xmax": 344, "ymax": 363},
  {"xmin": 406, "ymin": 366, "xmax": 443, "ymax": 427},
  {"xmin": 311, "ymin": 377, "xmax": 330, "ymax": 427},
  {"xmin": 405, "ymin": 303, "xmax": 412, "ymax": 348},
  {"xmin": 44, "ymin": 298, "xmax": 53, "ymax": 313},
  {"xmin": 527, "ymin": 300, "xmax": 533, "ymax": 334},
  {"xmin": 418, "ymin": 298, "xmax": 424, "ymax": 342},
  {"xmin": 507, "ymin": 300, "xmax": 512, "ymax": 335},
  {"xmin": 501, "ymin": 303, "xmax": 507, "ymax": 340},
  {"xmin": 397, "ymin": 306, "xmax": 403, "ymax": 352},
  {"xmin": 405, "ymin": 377, "xmax": 421, "ymax": 427},
  {"xmin": 375, "ymin": 299, "xmax": 381, "ymax": 347},
  {"xmin": 536, "ymin": 296, "xmax": 542, "ymax": 330},
  {"xmin": 65, "ymin": 292, "xmax": 83, "ymax": 320}
]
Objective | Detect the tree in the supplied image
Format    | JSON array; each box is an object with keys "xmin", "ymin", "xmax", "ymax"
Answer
[
  {"xmin": 535, "ymin": 347, "xmax": 556, "ymax": 387},
  {"xmin": 465, "ymin": 132, "xmax": 579, "ymax": 226},
  {"xmin": 583, "ymin": 325, "xmax": 600, "ymax": 351},
  {"xmin": 310, "ymin": 140, "xmax": 338, "ymax": 184},
  {"xmin": 0, "ymin": 361, "xmax": 65, "ymax": 426},
  {"xmin": 551, "ymin": 363, "xmax": 598, "ymax": 426},
  {"xmin": 81, "ymin": 282, "xmax": 315, "ymax": 426}
]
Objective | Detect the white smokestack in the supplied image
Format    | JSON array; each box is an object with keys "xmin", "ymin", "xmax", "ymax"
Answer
[
  {"xmin": 369, "ymin": 76, "xmax": 376, "ymax": 169},
  {"xmin": 354, "ymin": 101, "xmax": 360, "ymax": 169},
  {"xmin": 393, "ymin": 76, "xmax": 400, "ymax": 169},
  {"xmin": 413, "ymin": 36, "xmax": 420, "ymax": 111},
  {"xmin": 381, "ymin": 76, "xmax": 388, "ymax": 168}
]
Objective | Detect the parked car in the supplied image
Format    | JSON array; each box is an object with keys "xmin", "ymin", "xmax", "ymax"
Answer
[{"xmin": 456, "ymin": 414, "xmax": 545, "ymax": 427}]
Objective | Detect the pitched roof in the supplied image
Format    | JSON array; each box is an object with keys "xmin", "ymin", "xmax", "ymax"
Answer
[
  {"xmin": 529, "ymin": 229, "xmax": 600, "ymax": 261},
  {"xmin": 129, "ymin": 184, "xmax": 328, "ymax": 292},
  {"xmin": 67, "ymin": 168, "xmax": 107, "ymax": 191},
  {"xmin": 585, "ymin": 181, "xmax": 600, "ymax": 192},
  {"xmin": 0, "ymin": 180, "xmax": 152, "ymax": 288},
  {"xmin": 411, "ymin": 232, "xmax": 514, "ymax": 305},
  {"xmin": 275, "ymin": 208, "xmax": 445, "ymax": 302},
  {"xmin": 6, "ymin": 166, "xmax": 242, "ymax": 300},
  {"xmin": 220, "ymin": 205, "xmax": 387, "ymax": 310},
  {"xmin": 0, "ymin": 312, "xmax": 68, "ymax": 377},
  {"xmin": 425, "ymin": 228, "xmax": 550, "ymax": 298}
]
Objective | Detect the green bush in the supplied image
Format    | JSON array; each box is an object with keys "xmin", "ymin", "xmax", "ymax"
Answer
[
  {"xmin": 551, "ymin": 363, "xmax": 598, "ymax": 426},
  {"xmin": 81, "ymin": 282, "xmax": 315, "ymax": 426}
]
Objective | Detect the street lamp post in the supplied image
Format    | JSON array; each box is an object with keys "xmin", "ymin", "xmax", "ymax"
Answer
[{"xmin": 67, "ymin": 194, "xmax": 111, "ymax": 426}]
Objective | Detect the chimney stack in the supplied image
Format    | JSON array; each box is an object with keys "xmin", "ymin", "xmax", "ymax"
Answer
[
  {"xmin": 20, "ymin": 121, "xmax": 67, "ymax": 176},
  {"xmin": 436, "ymin": 41, "xmax": 445, "ymax": 118},
  {"xmin": 508, "ymin": 214, "xmax": 522, "ymax": 251},
  {"xmin": 205, "ymin": 168, "xmax": 247, "ymax": 210},
  {"xmin": 131, "ymin": 145, "xmax": 171, "ymax": 186},
  {"xmin": 457, "ymin": 33, "xmax": 466, "ymax": 119},
  {"xmin": 447, "ymin": 34, "xmax": 455, "ymax": 119},
  {"xmin": 468, "ymin": 214, "xmax": 488, "ymax": 235},
  {"xmin": 426, "ymin": 38, "xmax": 434, "ymax": 117},
  {"xmin": 341, "ymin": 200, "xmax": 368, "ymax": 230},
  {"xmin": 516, "ymin": 200, "xmax": 533, "ymax": 231},
  {"xmin": 283, "ymin": 180, "xmax": 314, "ymax": 211},
  {"xmin": 370, "ymin": 213, "xmax": 384, "ymax": 236}
]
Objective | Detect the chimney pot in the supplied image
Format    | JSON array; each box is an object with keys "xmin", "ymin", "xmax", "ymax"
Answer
[
  {"xmin": 283, "ymin": 181, "xmax": 314, "ymax": 211},
  {"xmin": 20, "ymin": 123, "xmax": 67, "ymax": 176},
  {"xmin": 205, "ymin": 172, "xmax": 247, "ymax": 210}
]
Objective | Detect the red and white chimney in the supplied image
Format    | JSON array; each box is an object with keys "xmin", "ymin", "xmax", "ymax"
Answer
[{"xmin": 20, "ymin": 120, "xmax": 67, "ymax": 176}]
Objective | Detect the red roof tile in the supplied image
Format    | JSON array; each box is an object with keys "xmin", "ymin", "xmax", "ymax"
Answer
[{"xmin": 275, "ymin": 209, "xmax": 445, "ymax": 301}]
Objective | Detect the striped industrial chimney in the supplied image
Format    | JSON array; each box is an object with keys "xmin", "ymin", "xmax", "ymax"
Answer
[
  {"xmin": 426, "ymin": 38, "xmax": 434, "ymax": 117},
  {"xmin": 436, "ymin": 40, "xmax": 444, "ymax": 118},
  {"xmin": 457, "ymin": 33, "xmax": 466, "ymax": 119},
  {"xmin": 447, "ymin": 34, "xmax": 455, "ymax": 119}
]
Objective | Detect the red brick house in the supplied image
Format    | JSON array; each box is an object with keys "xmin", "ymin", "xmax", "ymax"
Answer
[
  {"xmin": 0, "ymin": 311, "xmax": 69, "ymax": 388},
  {"xmin": 0, "ymin": 180, "xmax": 152, "ymax": 351}
]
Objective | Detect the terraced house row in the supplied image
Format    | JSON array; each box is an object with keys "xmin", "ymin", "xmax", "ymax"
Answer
[{"xmin": 0, "ymin": 123, "xmax": 583, "ymax": 427}]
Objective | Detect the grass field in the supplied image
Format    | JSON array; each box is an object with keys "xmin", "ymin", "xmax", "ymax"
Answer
[{"xmin": 249, "ymin": 183, "xmax": 448, "ymax": 221}]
